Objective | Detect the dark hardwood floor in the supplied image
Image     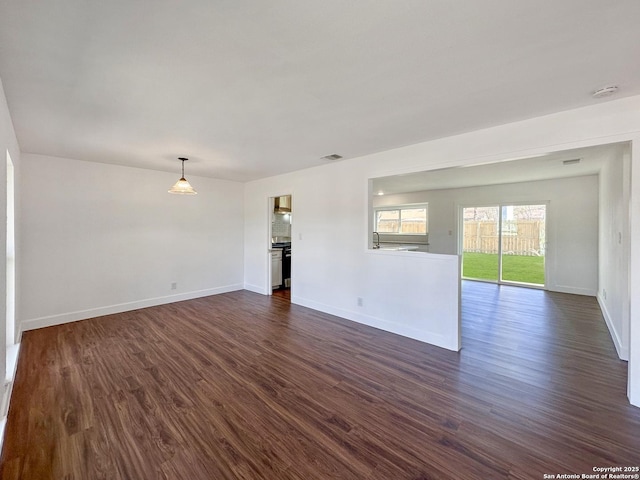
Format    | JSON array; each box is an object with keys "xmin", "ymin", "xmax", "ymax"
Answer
[
  {"xmin": 271, "ymin": 287, "xmax": 291, "ymax": 301},
  {"xmin": 2, "ymin": 282, "xmax": 639, "ymax": 479}
]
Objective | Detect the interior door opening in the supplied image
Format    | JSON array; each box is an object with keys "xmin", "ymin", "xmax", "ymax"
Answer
[
  {"xmin": 269, "ymin": 194, "xmax": 292, "ymax": 302},
  {"xmin": 462, "ymin": 204, "xmax": 546, "ymax": 288}
]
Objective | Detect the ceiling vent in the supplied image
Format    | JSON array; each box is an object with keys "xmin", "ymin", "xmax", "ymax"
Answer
[
  {"xmin": 562, "ymin": 159, "xmax": 581, "ymax": 165},
  {"xmin": 321, "ymin": 154, "xmax": 343, "ymax": 161},
  {"xmin": 592, "ymin": 85, "xmax": 618, "ymax": 98}
]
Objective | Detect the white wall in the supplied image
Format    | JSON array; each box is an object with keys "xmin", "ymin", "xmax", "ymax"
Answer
[
  {"xmin": 598, "ymin": 144, "xmax": 631, "ymax": 360},
  {"xmin": 19, "ymin": 154, "xmax": 245, "ymax": 332},
  {"xmin": 374, "ymin": 175, "xmax": 600, "ymax": 296},
  {"xmin": 244, "ymin": 161, "xmax": 461, "ymax": 351},
  {"xmin": 629, "ymin": 138, "xmax": 640, "ymax": 402},
  {"xmin": 0, "ymin": 77, "xmax": 21, "ymax": 428},
  {"xmin": 244, "ymin": 95, "xmax": 640, "ymax": 406}
]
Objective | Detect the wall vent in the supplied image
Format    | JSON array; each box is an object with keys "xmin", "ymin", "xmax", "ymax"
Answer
[
  {"xmin": 592, "ymin": 85, "xmax": 618, "ymax": 98},
  {"xmin": 562, "ymin": 159, "xmax": 581, "ymax": 165}
]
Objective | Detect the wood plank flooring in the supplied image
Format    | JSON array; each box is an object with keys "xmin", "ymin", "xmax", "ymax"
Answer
[
  {"xmin": 2, "ymin": 282, "xmax": 639, "ymax": 479},
  {"xmin": 271, "ymin": 287, "xmax": 291, "ymax": 301}
]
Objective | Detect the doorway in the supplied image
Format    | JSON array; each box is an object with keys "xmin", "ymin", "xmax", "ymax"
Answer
[
  {"xmin": 462, "ymin": 204, "xmax": 546, "ymax": 287},
  {"xmin": 269, "ymin": 194, "xmax": 292, "ymax": 301}
]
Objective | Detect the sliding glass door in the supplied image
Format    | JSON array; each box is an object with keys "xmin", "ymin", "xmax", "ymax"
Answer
[
  {"xmin": 462, "ymin": 204, "xmax": 546, "ymax": 287},
  {"xmin": 461, "ymin": 206, "xmax": 500, "ymax": 281}
]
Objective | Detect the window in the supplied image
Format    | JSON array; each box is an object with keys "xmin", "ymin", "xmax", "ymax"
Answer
[{"xmin": 374, "ymin": 205, "xmax": 427, "ymax": 234}]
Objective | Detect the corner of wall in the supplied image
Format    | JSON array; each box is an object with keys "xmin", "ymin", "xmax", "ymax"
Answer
[{"xmin": 597, "ymin": 293, "xmax": 629, "ymax": 361}]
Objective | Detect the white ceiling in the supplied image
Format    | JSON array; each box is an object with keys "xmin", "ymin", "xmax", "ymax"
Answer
[
  {"xmin": 372, "ymin": 143, "xmax": 626, "ymax": 195},
  {"xmin": 1, "ymin": 1, "xmax": 639, "ymax": 182}
]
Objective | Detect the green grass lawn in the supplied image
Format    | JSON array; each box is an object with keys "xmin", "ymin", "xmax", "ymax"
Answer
[{"xmin": 462, "ymin": 252, "xmax": 545, "ymax": 285}]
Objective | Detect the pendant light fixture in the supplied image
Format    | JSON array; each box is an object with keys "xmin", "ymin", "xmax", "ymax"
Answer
[{"xmin": 168, "ymin": 157, "xmax": 197, "ymax": 195}]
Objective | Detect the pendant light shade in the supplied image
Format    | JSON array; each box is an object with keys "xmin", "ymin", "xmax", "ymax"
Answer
[{"xmin": 168, "ymin": 157, "xmax": 197, "ymax": 195}]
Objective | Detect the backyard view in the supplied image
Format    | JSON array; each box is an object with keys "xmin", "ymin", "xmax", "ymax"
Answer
[
  {"xmin": 462, "ymin": 253, "xmax": 545, "ymax": 284},
  {"xmin": 462, "ymin": 205, "xmax": 546, "ymax": 285}
]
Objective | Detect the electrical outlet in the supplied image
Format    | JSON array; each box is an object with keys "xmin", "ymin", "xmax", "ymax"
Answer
[
  {"xmin": 603, "ymin": 289, "xmax": 607, "ymax": 300},
  {"xmin": 357, "ymin": 297, "xmax": 363, "ymax": 307},
  {"xmin": 171, "ymin": 282, "xmax": 177, "ymax": 290}
]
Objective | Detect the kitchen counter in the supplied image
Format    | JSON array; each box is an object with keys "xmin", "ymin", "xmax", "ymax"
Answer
[
  {"xmin": 378, "ymin": 245, "xmax": 420, "ymax": 251},
  {"xmin": 375, "ymin": 242, "xmax": 427, "ymax": 252}
]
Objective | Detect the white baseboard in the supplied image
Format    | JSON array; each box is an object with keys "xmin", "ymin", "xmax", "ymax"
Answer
[
  {"xmin": 597, "ymin": 293, "xmax": 629, "ymax": 361},
  {"xmin": 0, "ymin": 383, "xmax": 9, "ymax": 425},
  {"xmin": 19, "ymin": 284, "xmax": 244, "ymax": 333},
  {"xmin": 549, "ymin": 285, "xmax": 597, "ymax": 296},
  {"xmin": 291, "ymin": 295, "xmax": 459, "ymax": 352}
]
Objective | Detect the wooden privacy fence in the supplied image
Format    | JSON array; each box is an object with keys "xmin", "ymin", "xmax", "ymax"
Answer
[{"xmin": 463, "ymin": 220, "xmax": 545, "ymax": 256}]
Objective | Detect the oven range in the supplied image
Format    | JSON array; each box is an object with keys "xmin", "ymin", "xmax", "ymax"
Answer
[{"xmin": 272, "ymin": 241, "xmax": 291, "ymax": 289}]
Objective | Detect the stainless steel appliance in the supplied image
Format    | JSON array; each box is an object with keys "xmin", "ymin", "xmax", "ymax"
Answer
[{"xmin": 283, "ymin": 245, "xmax": 291, "ymax": 287}]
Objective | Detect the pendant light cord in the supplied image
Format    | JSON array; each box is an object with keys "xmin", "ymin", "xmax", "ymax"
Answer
[{"xmin": 178, "ymin": 157, "xmax": 188, "ymax": 179}]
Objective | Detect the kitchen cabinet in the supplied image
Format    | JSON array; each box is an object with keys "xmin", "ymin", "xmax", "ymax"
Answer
[{"xmin": 271, "ymin": 249, "xmax": 283, "ymax": 288}]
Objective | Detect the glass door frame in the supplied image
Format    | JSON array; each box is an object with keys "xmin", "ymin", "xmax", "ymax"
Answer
[{"xmin": 459, "ymin": 201, "xmax": 548, "ymax": 289}]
